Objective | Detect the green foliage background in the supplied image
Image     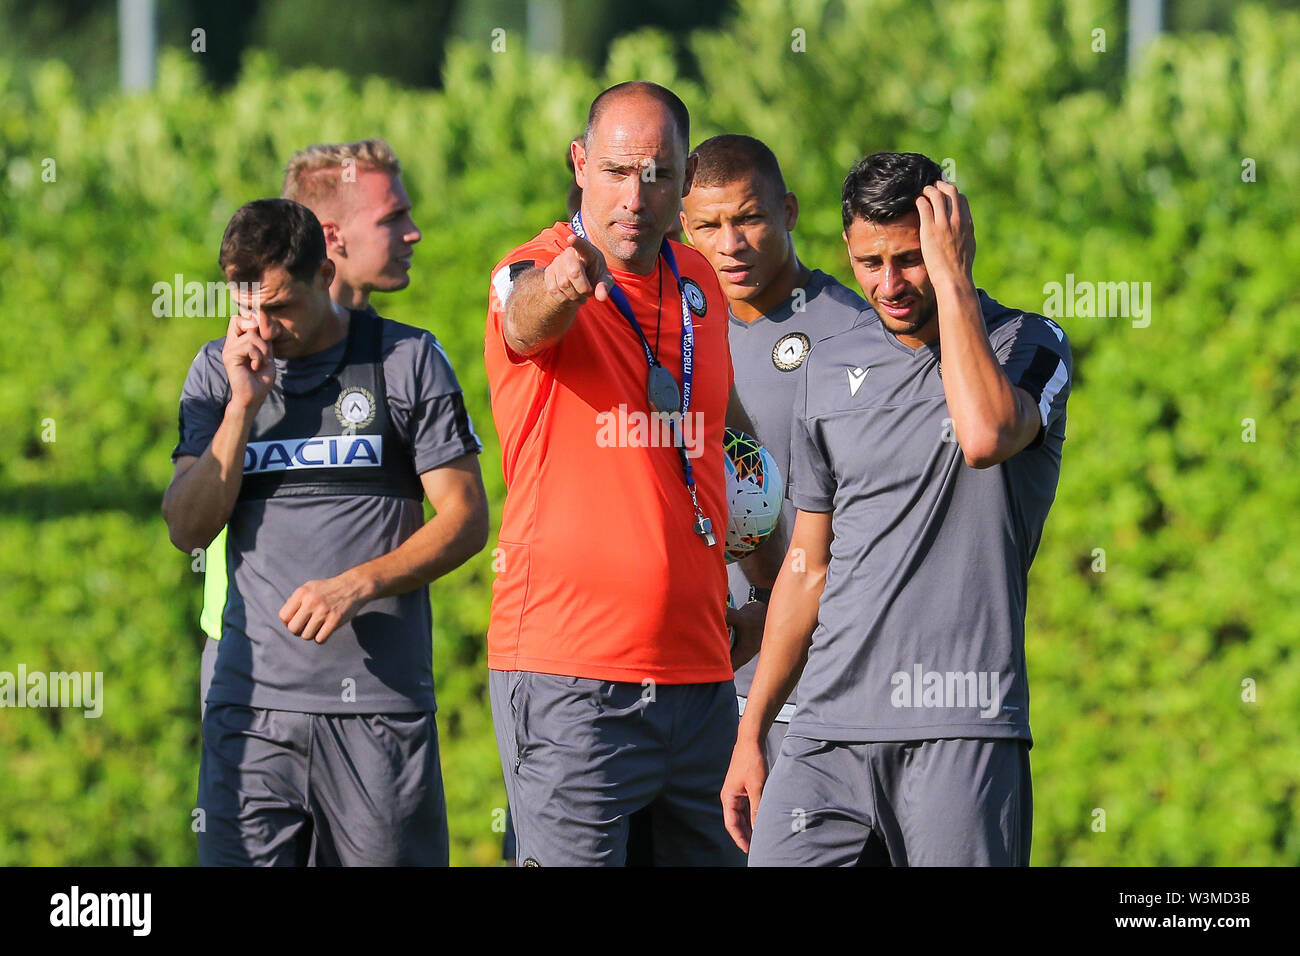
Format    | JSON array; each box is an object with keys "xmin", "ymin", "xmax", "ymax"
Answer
[{"xmin": 1, "ymin": 0, "xmax": 1296, "ymax": 865}]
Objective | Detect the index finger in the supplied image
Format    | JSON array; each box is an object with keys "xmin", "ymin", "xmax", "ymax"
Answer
[
  {"xmin": 915, "ymin": 193, "xmax": 937, "ymax": 225},
  {"xmin": 957, "ymin": 192, "xmax": 972, "ymax": 221},
  {"xmin": 934, "ymin": 179, "xmax": 960, "ymax": 200},
  {"xmin": 570, "ymin": 233, "xmax": 602, "ymax": 265},
  {"xmin": 922, "ymin": 183, "xmax": 952, "ymax": 222},
  {"xmin": 278, "ymin": 587, "xmax": 304, "ymax": 624}
]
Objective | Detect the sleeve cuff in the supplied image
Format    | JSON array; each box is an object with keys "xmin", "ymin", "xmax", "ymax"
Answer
[
  {"xmin": 790, "ymin": 490, "xmax": 834, "ymax": 513},
  {"xmin": 414, "ymin": 437, "xmax": 483, "ymax": 475}
]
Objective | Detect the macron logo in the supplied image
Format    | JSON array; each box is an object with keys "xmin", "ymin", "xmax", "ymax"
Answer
[{"xmin": 847, "ymin": 366, "xmax": 869, "ymax": 396}]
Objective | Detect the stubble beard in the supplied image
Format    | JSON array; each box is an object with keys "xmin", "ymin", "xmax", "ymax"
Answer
[
  {"xmin": 877, "ymin": 294, "xmax": 938, "ymax": 340},
  {"xmin": 599, "ymin": 220, "xmax": 666, "ymax": 273}
]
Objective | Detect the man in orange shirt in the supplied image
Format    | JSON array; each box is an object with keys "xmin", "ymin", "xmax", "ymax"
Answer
[{"xmin": 484, "ymin": 81, "xmax": 744, "ymax": 866}]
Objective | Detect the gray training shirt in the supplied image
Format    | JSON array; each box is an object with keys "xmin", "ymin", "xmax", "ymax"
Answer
[
  {"xmin": 172, "ymin": 315, "xmax": 482, "ymax": 714},
  {"xmin": 726, "ymin": 269, "xmax": 869, "ymax": 702},
  {"xmin": 786, "ymin": 290, "xmax": 1071, "ymax": 744}
]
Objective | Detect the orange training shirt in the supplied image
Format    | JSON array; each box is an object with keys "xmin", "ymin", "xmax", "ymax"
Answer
[{"xmin": 484, "ymin": 222, "xmax": 734, "ymax": 683}]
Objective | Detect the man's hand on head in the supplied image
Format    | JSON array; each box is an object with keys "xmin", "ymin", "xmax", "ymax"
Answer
[
  {"xmin": 916, "ymin": 180, "xmax": 976, "ymax": 287},
  {"xmin": 279, "ymin": 570, "xmax": 373, "ymax": 644}
]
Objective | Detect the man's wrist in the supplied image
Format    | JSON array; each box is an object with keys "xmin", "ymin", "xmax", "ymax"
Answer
[
  {"xmin": 340, "ymin": 565, "xmax": 380, "ymax": 606},
  {"xmin": 735, "ymin": 712, "xmax": 768, "ymax": 746},
  {"xmin": 222, "ymin": 399, "xmax": 259, "ymax": 432},
  {"xmin": 933, "ymin": 273, "xmax": 978, "ymax": 309}
]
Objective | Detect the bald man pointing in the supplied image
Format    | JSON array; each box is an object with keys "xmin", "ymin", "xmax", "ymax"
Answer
[{"xmin": 484, "ymin": 81, "xmax": 744, "ymax": 866}]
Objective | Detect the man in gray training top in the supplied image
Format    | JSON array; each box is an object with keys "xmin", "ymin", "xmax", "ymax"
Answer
[
  {"xmin": 724, "ymin": 152, "xmax": 1072, "ymax": 866},
  {"xmin": 680, "ymin": 134, "xmax": 870, "ymax": 770},
  {"xmin": 163, "ymin": 198, "xmax": 489, "ymax": 865},
  {"xmin": 198, "ymin": 139, "xmax": 425, "ymax": 717}
]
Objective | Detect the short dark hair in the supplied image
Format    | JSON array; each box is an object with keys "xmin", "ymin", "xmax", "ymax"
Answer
[
  {"xmin": 585, "ymin": 81, "xmax": 690, "ymax": 153},
  {"xmin": 841, "ymin": 152, "xmax": 944, "ymax": 230},
  {"xmin": 218, "ymin": 198, "xmax": 327, "ymax": 285},
  {"xmin": 691, "ymin": 134, "xmax": 788, "ymax": 206}
]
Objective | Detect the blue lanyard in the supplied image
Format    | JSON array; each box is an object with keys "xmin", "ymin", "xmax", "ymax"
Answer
[{"xmin": 571, "ymin": 211, "xmax": 697, "ymax": 492}]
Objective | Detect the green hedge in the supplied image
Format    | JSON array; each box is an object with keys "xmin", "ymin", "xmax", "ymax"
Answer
[{"xmin": 0, "ymin": 0, "xmax": 1295, "ymax": 865}]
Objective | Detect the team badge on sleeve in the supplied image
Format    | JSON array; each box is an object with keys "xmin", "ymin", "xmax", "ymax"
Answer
[
  {"xmin": 681, "ymin": 278, "xmax": 708, "ymax": 317},
  {"xmin": 335, "ymin": 386, "xmax": 377, "ymax": 429},
  {"xmin": 772, "ymin": 332, "xmax": 811, "ymax": 371}
]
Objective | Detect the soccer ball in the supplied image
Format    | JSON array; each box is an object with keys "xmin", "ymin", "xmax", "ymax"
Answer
[{"xmin": 723, "ymin": 427, "xmax": 784, "ymax": 563}]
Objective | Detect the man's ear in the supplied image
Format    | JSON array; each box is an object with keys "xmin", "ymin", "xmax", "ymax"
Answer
[
  {"xmin": 572, "ymin": 139, "xmax": 588, "ymax": 190},
  {"xmin": 682, "ymin": 151, "xmax": 698, "ymax": 198},
  {"xmin": 678, "ymin": 208, "xmax": 691, "ymax": 243},
  {"xmin": 784, "ymin": 191, "xmax": 799, "ymax": 233},
  {"xmin": 320, "ymin": 220, "xmax": 345, "ymax": 257},
  {"xmin": 317, "ymin": 257, "xmax": 336, "ymax": 291}
]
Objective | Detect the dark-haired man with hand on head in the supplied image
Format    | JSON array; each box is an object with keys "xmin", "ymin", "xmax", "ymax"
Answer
[
  {"xmin": 680, "ymin": 134, "xmax": 870, "ymax": 772},
  {"xmin": 197, "ymin": 139, "xmax": 429, "ymax": 718},
  {"xmin": 726, "ymin": 152, "xmax": 1072, "ymax": 866},
  {"xmin": 164, "ymin": 198, "xmax": 487, "ymax": 865}
]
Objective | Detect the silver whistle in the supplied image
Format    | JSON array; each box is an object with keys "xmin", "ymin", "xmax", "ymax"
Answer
[{"xmin": 693, "ymin": 514, "xmax": 716, "ymax": 547}]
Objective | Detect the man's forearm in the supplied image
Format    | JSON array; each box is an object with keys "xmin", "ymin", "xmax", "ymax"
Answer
[
  {"xmin": 736, "ymin": 548, "xmax": 825, "ymax": 742},
  {"xmin": 933, "ymin": 277, "xmax": 1026, "ymax": 463},
  {"xmin": 335, "ymin": 500, "xmax": 490, "ymax": 606},
  {"xmin": 503, "ymin": 269, "xmax": 580, "ymax": 356},
  {"xmin": 162, "ymin": 403, "xmax": 256, "ymax": 552}
]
